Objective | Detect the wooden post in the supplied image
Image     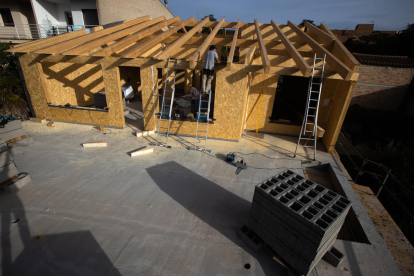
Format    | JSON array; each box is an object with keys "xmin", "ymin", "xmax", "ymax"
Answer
[
  {"xmin": 194, "ymin": 70, "xmax": 201, "ymax": 90},
  {"xmin": 256, "ymin": 93, "xmax": 262, "ymax": 136},
  {"xmin": 184, "ymin": 69, "xmax": 193, "ymax": 94}
]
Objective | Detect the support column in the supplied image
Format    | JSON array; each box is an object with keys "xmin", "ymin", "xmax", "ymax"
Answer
[
  {"xmin": 184, "ymin": 69, "xmax": 193, "ymax": 94},
  {"xmin": 140, "ymin": 65, "xmax": 158, "ymax": 131},
  {"xmin": 194, "ymin": 70, "xmax": 201, "ymax": 90}
]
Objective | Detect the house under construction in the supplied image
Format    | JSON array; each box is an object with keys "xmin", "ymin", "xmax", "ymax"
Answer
[{"xmin": 8, "ymin": 15, "xmax": 360, "ymax": 153}]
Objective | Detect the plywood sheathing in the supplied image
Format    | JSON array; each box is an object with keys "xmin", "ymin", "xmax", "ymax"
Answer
[
  {"xmin": 42, "ymin": 62, "xmax": 104, "ymax": 107},
  {"xmin": 141, "ymin": 66, "xmax": 248, "ymax": 140},
  {"xmin": 140, "ymin": 65, "xmax": 158, "ymax": 131},
  {"xmin": 322, "ymin": 80, "xmax": 357, "ymax": 153},
  {"xmin": 18, "ymin": 54, "xmax": 126, "ymax": 127}
]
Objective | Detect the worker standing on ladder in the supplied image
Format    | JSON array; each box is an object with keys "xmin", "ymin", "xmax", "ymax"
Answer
[{"xmin": 201, "ymin": 45, "xmax": 220, "ymax": 94}]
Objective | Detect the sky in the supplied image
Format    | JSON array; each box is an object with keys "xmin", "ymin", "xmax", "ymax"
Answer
[{"xmin": 167, "ymin": 0, "xmax": 414, "ymax": 31}]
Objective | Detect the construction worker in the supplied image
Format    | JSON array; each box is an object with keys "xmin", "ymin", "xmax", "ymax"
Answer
[{"xmin": 201, "ymin": 45, "xmax": 220, "ymax": 94}]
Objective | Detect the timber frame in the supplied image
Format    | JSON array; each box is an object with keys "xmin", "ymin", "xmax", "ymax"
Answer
[{"xmin": 8, "ymin": 16, "xmax": 360, "ymax": 153}]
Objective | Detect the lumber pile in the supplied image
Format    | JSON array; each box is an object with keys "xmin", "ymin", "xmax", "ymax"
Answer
[
  {"xmin": 130, "ymin": 146, "xmax": 153, "ymax": 157},
  {"xmin": 248, "ymin": 169, "xmax": 351, "ymax": 275},
  {"xmin": 82, "ymin": 141, "xmax": 107, "ymax": 147},
  {"xmin": 136, "ymin": 130, "xmax": 155, "ymax": 137}
]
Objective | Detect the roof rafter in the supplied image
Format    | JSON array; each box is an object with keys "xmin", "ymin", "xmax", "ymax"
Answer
[
  {"xmin": 122, "ymin": 17, "xmax": 195, "ymax": 58},
  {"xmin": 227, "ymin": 18, "xmax": 241, "ymax": 71},
  {"xmin": 271, "ymin": 20, "xmax": 311, "ymax": 77},
  {"xmin": 156, "ymin": 17, "xmax": 210, "ymax": 60},
  {"xmin": 189, "ymin": 17, "xmax": 225, "ymax": 69},
  {"xmin": 304, "ymin": 22, "xmax": 334, "ymax": 44},
  {"xmin": 287, "ymin": 21, "xmax": 353, "ymax": 80},
  {"xmin": 254, "ymin": 19, "xmax": 271, "ymax": 74},
  {"xmin": 92, "ymin": 17, "xmax": 180, "ymax": 57},
  {"xmin": 320, "ymin": 23, "xmax": 360, "ymax": 72},
  {"xmin": 36, "ymin": 16, "xmax": 154, "ymax": 54}
]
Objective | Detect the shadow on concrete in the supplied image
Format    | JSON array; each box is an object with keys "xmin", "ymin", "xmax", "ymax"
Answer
[
  {"xmin": 0, "ymin": 190, "xmax": 121, "ymax": 276},
  {"xmin": 146, "ymin": 161, "xmax": 291, "ymax": 276}
]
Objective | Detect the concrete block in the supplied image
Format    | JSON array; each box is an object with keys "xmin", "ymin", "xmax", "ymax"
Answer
[
  {"xmin": 322, "ymin": 246, "xmax": 344, "ymax": 268},
  {"xmin": 0, "ymin": 149, "xmax": 14, "ymax": 168},
  {"xmin": 130, "ymin": 147, "xmax": 153, "ymax": 157},
  {"xmin": 237, "ymin": 225, "xmax": 264, "ymax": 253},
  {"xmin": 3, "ymin": 173, "xmax": 31, "ymax": 192},
  {"xmin": 82, "ymin": 141, "xmax": 107, "ymax": 147},
  {"xmin": 0, "ymin": 163, "xmax": 18, "ymax": 183}
]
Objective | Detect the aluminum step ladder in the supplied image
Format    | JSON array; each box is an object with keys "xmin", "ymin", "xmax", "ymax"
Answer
[
  {"xmin": 189, "ymin": 91, "xmax": 212, "ymax": 153},
  {"xmin": 151, "ymin": 57, "xmax": 178, "ymax": 148},
  {"xmin": 294, "ymin": 54, "xmax": 326, "ymax": 160}
]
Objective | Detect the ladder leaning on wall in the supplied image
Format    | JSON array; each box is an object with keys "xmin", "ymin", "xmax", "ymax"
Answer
[
  {"xmin": 294, "ymin": 54, "xmax": 326, "ymax": 161},
  {"xmin": 151, "ymin": 57, "xmax": 178, "ymax": 149},
  {"xmin": 189, "ymin": 91, "xmax": 212, "ymax": 153}
]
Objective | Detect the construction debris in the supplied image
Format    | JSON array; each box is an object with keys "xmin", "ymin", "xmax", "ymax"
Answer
[
  {"xmin": 29, "ymin": 117, "xmax": 46, "ymax": 123},
  {"xmin": 130, "ymin": 146, "xmax": 153, "ymax": 157},
  {"xmin": 47, "ymin": 120, "xmax": 55, "ymax": 127},
  {"xmin": 100, "ymin": 126, "xmax": 105, "ymax": 132},
  {"xmin": 248, "ymin": 169, "xmax": 351, "ymax": 275},
  {"xmin": 82, "ymin": 141, "xmax": 107, "ymax": 147}
]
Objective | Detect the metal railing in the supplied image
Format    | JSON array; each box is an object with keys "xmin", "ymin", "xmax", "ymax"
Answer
[{"xmin": 0, "ymin": 23, "xmax": 98, "ymax": 40}]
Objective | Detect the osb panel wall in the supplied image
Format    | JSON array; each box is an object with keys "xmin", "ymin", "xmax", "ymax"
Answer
[
  {"xmin": 141, "ymin": 65, "xmax": 248, "ymax": 140},
  {"xmin": 18, "ymin": 54, "xmax": 125, "ymax": 127},
  {"xmin": 322, "ymin": 80, "xmax": 357, "ymax": 153},
  {"xmin": 42, "ymin": 62, "xmax": 104, "ymax": 107},
  {"xmin": 140, "ymin": 65, "xmax": 158, "ymax": 130}
]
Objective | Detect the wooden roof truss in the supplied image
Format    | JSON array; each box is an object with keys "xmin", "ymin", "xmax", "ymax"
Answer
[{"xmin": 9, "ymin": 16, "xmax": 359, "ymax": 80}]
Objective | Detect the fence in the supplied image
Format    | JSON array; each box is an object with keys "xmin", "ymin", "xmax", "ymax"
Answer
[{"xmin": 0, "ymin": 23, "xmax": 97, "ymax": 41}]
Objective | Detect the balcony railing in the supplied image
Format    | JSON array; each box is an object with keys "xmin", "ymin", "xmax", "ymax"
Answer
[{"xmin": 0, "ymin": 23, "xmax": 98, "ymax": 41}]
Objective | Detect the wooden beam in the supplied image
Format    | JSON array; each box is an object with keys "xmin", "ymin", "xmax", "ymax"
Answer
[
  {"xmin": 92, "ymin": 17, "xmax": 180, "ymax": 57},
  {"xmin": 287, "ymin": 21, "xmax": 353, "ymax": 80},
  {"xmin": 189, "ymin": 17, "xmax": 225, "ymax": 69},
  {"xmin": 63, "ymin": 17, "xmax": 166, "ymax": 56},
  {"xmin": 36, "ymin": 16, "xmax": 155, "ymax": 54},
  {"xmin": 7, "ymin": 29, "xmax": 86, "ymax": 53},
  {"xmin": 304, "ymin": 22, "xmax": 334, "ymax": 44},
  {"xmin": 254, "ymin": 19, "xmax": 271, "ymax": 74},
  {"xmin": 122, "ymin": 17, "xmax": 195, "ymax": 58},
  {"xmin": 271, "ymin": 20, "xmax": 311, "ymax": 76},
  {"xmin": 182, "ymin": 26, "xmax": 187, "ymax": 33},
  {"xmin": 156, "ymin": 17, "xmax": 210, "ymax": 60},
  {"xmin": 320, "ymin": 23, "xmax": 360, "ymax": 72},
  {"xmin": 227, "ymin": 18, "xmax": 240, "ymax": 71},
  {"xmin": 92, "ymin": 26, "xmax": 104, "ymax": 32},
  {"xmin": 244, "ymin": 45, "xmax": 256, "ymax": 66}
]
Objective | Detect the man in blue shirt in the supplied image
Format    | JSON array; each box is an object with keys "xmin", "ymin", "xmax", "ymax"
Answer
[{"xmin": 201, "ymin": 45, "xmax": 220, "ymax": 94}]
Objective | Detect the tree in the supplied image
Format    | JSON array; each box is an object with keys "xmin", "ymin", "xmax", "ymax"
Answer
[
  {"xmin": 0, "ymin": 43, "xmax": 29, "ymax": 119},
  {"xmin": 202, "ymin": 14, "xmax": 217, "ymax": 22},
  {"xmin": 299, "ymin": 19, "xmax": 315, "ymax": 26}
]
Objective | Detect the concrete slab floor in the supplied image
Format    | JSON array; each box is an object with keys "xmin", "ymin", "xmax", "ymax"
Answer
[{"xmin": 0, "ymin": 121, "xmax": 402, "ymax": 276}]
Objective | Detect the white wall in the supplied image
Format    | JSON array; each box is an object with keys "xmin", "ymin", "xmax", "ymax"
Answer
[
  {"xmin": 30, "ymin": 0, "xmax": 97, "ymax": 26},
  {"xmin": 69, "ymin": 0, "xmax": 97, "ymax": 26}
]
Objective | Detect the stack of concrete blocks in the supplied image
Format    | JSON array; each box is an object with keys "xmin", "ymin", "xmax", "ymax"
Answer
[
  {"xmin": 249, "ymin": 169, "xmax": 351, "ymax": 275},
  {"xmin": 0, "ymin": 139, "xmax": 31, "ymax": 192},
  {"xmin": 0, "ymin": 119, "xmax": 25, "ymax": 142}
]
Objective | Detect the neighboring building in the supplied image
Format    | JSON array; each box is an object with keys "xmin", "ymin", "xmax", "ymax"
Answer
[
  {"xmin": 351, "ymin": 53, "xmax": 414, "ymax": 110},
  {"xmin": 330, "ymin": 24, "xmax": 399, "ymax": 43},
  {"xmin": 0, "ymin": 0, "xmax": 172, "ymax": 41}
]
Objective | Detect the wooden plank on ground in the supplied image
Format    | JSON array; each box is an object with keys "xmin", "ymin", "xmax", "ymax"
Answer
[
  {"xmin": 320, "ymin": 23, "xmax": 360, "ymax": 72},
  {"xmin": 136, "ymin": 130, "xmax": 155, "ymax": 137},
  {"xmin": 6, "ymin": 135, "xmax": 26, "ymax": 144},
  {"xmin": 227, "ymin": 18, "xmax": 241, "ymax": 71},
  {"xmin": 7, "ymin": 29, "xmax": 86, "ymax": 53},
  {"xmin": 189, "ymin": 17, "xmax": 225, "ymax": 69},
  {"xmin": 156, "ymin": 17, "xmax": 210, "ymax": 60},
  {"xmin": 130, "ymin": 146, "xmax": 153, "ymax": 157},
  {"xmin": 271, "ymin": 20, "xmax": 311, "ymax": 77},
  {"xmin": 304, "ymin": 22, "xmax": 334, "ymax": 44},
  {"xmin": 35, "ymin": 16, "xmax": 153, "ymax": 54},
  {"xmin": 287, "ymin": 21, "xmax": 353, "ymax": 80},
  {"xmin": 92, "ymin": 17, "xmax": 180, "ymax": 57},
  {"xmin": 254, "ymin": 19, "xmax": 271, "ymax": 74},
  {"xmin": 82, "ymin": 141, "xmax": 107, "ymax": 147},
  {"xmin": 29, "ymin": 117, "xmax": 46, "ymax": 123},
  {"xmin": 122, "ymin": 17, "xmax": 195, "ymax": 58}
]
